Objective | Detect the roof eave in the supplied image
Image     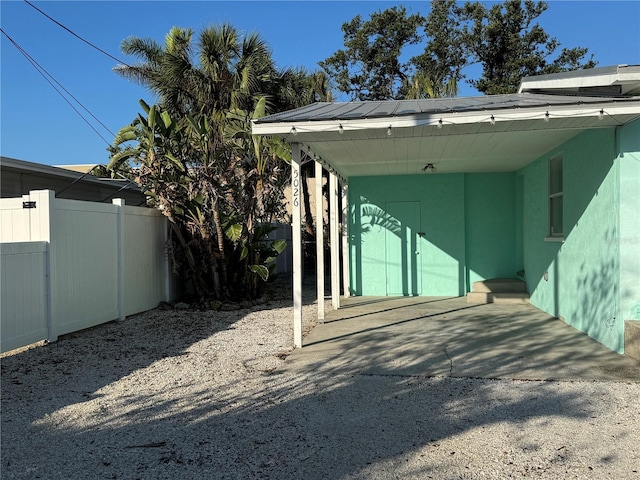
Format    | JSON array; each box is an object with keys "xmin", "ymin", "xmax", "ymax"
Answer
[
  {"xmin": 0, "ymin": 156, "xmax": 141, "ymax": 192},
  {"xmin": 519, "ymin": 65, "xmax": 640, "ymax": 93},
  {"xmin": 252, "ymin": 101, "xmax": 640, "ymax": 137}
]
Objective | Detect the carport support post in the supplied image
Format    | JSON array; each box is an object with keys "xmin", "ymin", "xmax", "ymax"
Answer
[
  {"xmin": 329, "ymin": 171, "xmax": 340, "ymax": 309},
  {"xmin": 315, "ymin": 160, "xmax": 325, "ymax": 321},
  {"xmin": 291, "ymin": 143, "xmax": 303, "ymax": 348},
  {"xmin": 341, "ymin": 183, "xmax": 350, "ymax": 298}
]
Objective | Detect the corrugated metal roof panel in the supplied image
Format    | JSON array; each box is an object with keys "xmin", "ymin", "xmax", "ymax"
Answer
[
  {"xmin": 255, "ymin": 93, "xmax": 639, "ymax": 124},
  {"xmin": 395, "ymin": 100, "xmax": 421, "ymax": 115},
  {"xmin": 319, "ymin": 102, "xmax": 373, "ymax": 119}
]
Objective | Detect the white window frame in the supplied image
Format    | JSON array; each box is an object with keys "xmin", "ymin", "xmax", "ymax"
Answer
[{"xmin": 546, "ymin": 154, "xmax": 564, "ymax": 242}]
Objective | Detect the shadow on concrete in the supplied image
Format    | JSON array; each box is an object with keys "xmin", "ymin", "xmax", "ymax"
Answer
[
  {"xmin": 324, "ymin": 297, "xmax": 455, "ymax": 321},
  {"xmin": 309, "ymin": 304, "xmax": 481, "ymax": 341},
  {"xmin": 285, "ymin": 296, "xmax": 640, "ymax": 382}
]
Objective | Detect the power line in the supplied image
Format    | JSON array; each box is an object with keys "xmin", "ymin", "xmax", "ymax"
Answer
[
  {"xmin": 24, "ymin": 0, "xmax": 131, "ymax": 68},
  {"xmin": 1, "ymin": 29, "xmax": 138, "ymax": 198},
  {"xmin": 1, "ymin": 28, "xmax": 113, "ymax": 146},
  {"xmin": 0, "ymin": 28, "xmax": 116, "ymax": 138}
]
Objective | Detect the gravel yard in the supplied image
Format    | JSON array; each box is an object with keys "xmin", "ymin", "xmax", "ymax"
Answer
[{"xmin": 2, "ymin": 286, "xmax": 639, "ymax": 479}]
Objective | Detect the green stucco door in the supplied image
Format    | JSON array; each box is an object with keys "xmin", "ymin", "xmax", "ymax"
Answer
[{"xmin": 385, "ymin": 201, "xmax": 422, "ymax": 295}]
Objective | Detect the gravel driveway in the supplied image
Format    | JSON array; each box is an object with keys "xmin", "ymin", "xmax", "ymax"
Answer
[{"xmin": 2, "ymin": 287, "xmax": 639, "ymax": 479}]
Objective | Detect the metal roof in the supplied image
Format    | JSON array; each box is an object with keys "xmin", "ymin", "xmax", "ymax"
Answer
[
  {"xmin": 1, "ymin": 156, "xmax": 143, "ymax": 203},
  {"xmin": 251, "ymin": 79, "xmax": 640, "ymax": 180},
  {"xmin": 254, "ymin": 93, "xmax": 638, "ymax": 124},
  {"xmin": 0, "ymin": 156, "xmax": 138, "ymax": 190}
]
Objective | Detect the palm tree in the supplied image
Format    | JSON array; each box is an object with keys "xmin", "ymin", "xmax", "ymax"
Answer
[
  {"xmin": 275, "ymin": 68, "xmax": 333, "ymax": 110},
  {"xmin": 112, "ymin": 26, "xmax": 284, "ymax": 300},
  {"xmin": 402, "ymin": 72, "xmax": 458, "ymax": 99},
  {"xmin": 111, "ymin": 25, "xmax": 328, "ymax": 300},
  {"xmin": 115, "ymin": 25, "xmax": 280, "ymax": 137}
]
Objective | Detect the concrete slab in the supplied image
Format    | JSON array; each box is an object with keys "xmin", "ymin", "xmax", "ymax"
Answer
[
  {"xmin": 283, "ymin": 296, "xmax": 640, "ymax": 382},
  {"xmin": 626, "ymin": 320, "xmax": 640, "ymax": 362}
]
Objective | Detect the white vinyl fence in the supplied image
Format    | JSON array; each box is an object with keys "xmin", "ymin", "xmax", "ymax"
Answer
[
  {"xmin": 1, "ymin": 242, "xmax": 49, "ymax": 351},
  {"xmin": 1, "ymin": 190, "xmax": 170, "ymax": 353}
]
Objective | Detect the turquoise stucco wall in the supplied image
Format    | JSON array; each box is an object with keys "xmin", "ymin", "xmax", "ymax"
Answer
[
  {"xmin": 464, "ymin": 173, "xmax": 516, "ymax": 289},
  {"xmin": 349, "ymin": 173, "xmax": 516, "ymax": 297},
  {"xmin": 618, "ymin": 119, "xmax": 640, "ymax": 323},
  {"xmin": 347, "ymin": 121, "xmax": 639, "ymax": 353},
  {"xmin": 520, "ymin": 123, "xmax": 640, "ymax": 353},
  {"xmin": 349, "ymin": 174, "xmax": 465, "ymax": 296}
]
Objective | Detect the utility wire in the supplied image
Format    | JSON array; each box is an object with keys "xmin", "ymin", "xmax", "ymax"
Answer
[
  {"xmin": 1, "ymin": 28, "xmax": 112, "ymax": 146},
  {"xmin": 5, "ymin": 2, "xmax": 139, "ymax": 199},
  {"xmin": 100, "ymin": 180, "xmax": 140, "ymax": 203},
  {"xmin": 0, "ymin": 29, "xmax": 138, "ymax": 199},
  {"xmin": 0, "ymin": 29, "xmax": 116, "ymax": 137},
  {"xmin": 24, "ymin": 0, "xmax": 131, "ymax": 68},
  {"xmin": 55, "ymin": 164, "xmax": 101, "ymax": 196}
]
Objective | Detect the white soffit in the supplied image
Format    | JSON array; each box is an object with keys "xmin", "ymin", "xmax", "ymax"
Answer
[
  {"xmin": 252, "ymin": 93, "xmax": 640, "ymax": 179},
  {"xmin": 305, "ymin": 127, "xmax": 584, "ymax": 177},
  {"xmin": 519, "ymin": 65, "xmax": 640, "ymax": 95}
]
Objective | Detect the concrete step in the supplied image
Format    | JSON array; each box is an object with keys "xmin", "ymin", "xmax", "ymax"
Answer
[
  {"xmin": 472, "ymin": 278, "xmax": 527, "ymax": 294},
  {"xmin": 467, "ymin": 291, "xmax": 530, "ymax": 305},
  {"xmin": 625, "ymin": 321, "xmax": 640, "ymax": 362}
]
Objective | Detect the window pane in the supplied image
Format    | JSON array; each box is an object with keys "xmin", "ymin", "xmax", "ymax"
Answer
[
  {"xmin": 549, "ymin": 156, "xmax": 563, "ymax": 195},
  {"xmin": 550, "ymin": 196, "xmax": 563, "ymax": 236}
]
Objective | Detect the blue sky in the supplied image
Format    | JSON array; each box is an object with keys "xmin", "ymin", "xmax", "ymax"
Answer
[{"xmin": 1, "ymin": 1, "xmax": 639, "ymax": 166}]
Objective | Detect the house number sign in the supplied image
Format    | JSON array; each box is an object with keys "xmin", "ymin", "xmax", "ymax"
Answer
[{"xmin": 292, "ymin": 168, "xmax": 300, "ymax": 207}]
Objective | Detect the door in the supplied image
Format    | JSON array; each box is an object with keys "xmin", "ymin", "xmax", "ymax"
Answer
[{"xmin": 385, "ymin": 201, "xmax": 421, "ymax": 295}]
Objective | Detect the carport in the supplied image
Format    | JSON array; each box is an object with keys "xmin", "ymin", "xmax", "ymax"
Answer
[
  {"xmin": 252, "ymin": 66, "xmax": 640, "ymax": 350},
  {"xmin": 282, "ymin": 295, "xmax": 640, "ymax": 381}
]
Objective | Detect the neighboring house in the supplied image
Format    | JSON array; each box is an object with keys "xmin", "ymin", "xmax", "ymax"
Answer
[
  {"xmin": 0, "ymin": 158, "xmax": 172, "ymax": 353},
  {"xmin": 253, "ymin": 65, "xmax": 640, "ymax": 355},
  {"xmin": 1, "ymin": 156, "xmax": 145, "ymax": 205}
]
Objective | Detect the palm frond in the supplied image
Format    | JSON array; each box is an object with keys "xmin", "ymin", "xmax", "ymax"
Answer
[
  {"xmin": 111, "ymin": 125, "xmax": 139, "ymax": 147},
  {"xmin": 121, "ymin": 36, "xmax": 163, "ymax": 63},
  {"xmin": 107, "ymin": 146, "xmax": 139, "ymax": 171}
]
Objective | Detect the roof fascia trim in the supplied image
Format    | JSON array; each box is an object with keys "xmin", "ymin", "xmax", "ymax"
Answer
[
  {"xmin": 252, "ymin": 102, "xmax": 640, "ymax": 136},
  {"xmin": 519, "ymin": 65, "xmax": 640, "ymax": 93},
  {"xmin": 1, "ymin": 156, "xmax": 140, "ymax": 191},
  {"xmin": 1, "ymin": 156, "xmax": 89, "ymax": 180}
]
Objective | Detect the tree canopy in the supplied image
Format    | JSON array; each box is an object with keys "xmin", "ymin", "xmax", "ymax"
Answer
[
  {"xmin": 319, "ymin": 6, "xmax": 424, "ymax": 100},
  {"xmin": 462, "ymin": 0, "xmax": 596, "ymax": 94},
  {"xmin": 321, "ymin": 0, "xmax": 597, "ymax": 100},
  {"xmin": 110, "ymin": 25, "xmax": 329, "ymax": 301}
]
